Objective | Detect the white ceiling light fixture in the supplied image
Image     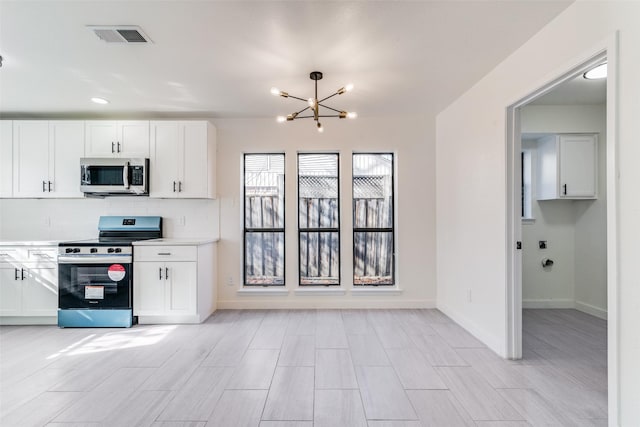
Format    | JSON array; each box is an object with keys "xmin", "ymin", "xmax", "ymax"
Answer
[
  {"xmin": 583, "ymin": 63, "xmax": 607, "ymax": 80},
  {"xmin": 272, "ymin": 71, "xmax": 356, "ymax": 133},
  {"xmin": 91, "ymin": 97, "xmax": 110, "ymax": 105}
]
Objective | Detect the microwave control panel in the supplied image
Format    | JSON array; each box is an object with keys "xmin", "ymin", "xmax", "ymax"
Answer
[{"xmin": 131, "ymin": 166, "xmax": 145, "ymax": 185}]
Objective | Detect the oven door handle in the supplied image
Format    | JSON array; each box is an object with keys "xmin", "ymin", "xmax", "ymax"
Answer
[
  {"xmin": 123, "ymin": 161, "xmax": 130, "ymax": 189},
  {"xmin": 58, "ymin": 255, "xmax": 132, "ymax": 264}
]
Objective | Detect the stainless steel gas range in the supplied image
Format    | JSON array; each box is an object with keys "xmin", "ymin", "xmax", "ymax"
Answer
[{"xmin": 57, "ymin": 216, "xmax": 162, "ymax": 327}]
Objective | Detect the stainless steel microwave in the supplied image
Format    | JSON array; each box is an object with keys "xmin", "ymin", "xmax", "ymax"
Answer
[{"xmin": 80, "ymin": 158, "xmax": 149, "ymax": 196}]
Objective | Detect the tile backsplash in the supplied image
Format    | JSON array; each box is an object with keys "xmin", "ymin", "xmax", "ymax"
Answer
[{"xmin": 0, "ymin": 198, "xmax": 220, "ymax": 241}]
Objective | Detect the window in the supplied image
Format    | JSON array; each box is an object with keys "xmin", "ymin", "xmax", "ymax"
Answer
[
  {"xmin": 243, "ymin": 154, "xmax": 285, "ymax": 285},
  {"xmin": 298, "ymin": 153, "xmax": 340, "ymax": 286},
  {"xmin": 353, "ymin": 153, "xmax": 394, "ymax": 285},
  {"xmin": 521, "ymin": 147, "xmax": 534, "ymax": 220}
]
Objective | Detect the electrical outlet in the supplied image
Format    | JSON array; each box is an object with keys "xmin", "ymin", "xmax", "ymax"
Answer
[
  {"xmin": 539, "ymin": 240, "xmax": 547, "ymax": 249},
  {"xmin": 226, "ymin": 276, "xmax": 234, "ymax": 286},
  {"xmin": 467, "ymin": 288, "xmax": 472, "ymax": 302}
]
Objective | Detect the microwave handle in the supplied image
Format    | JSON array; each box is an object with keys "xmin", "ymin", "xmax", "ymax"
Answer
[{"xmin": 123, "ymin": 161, "xmax": 130, "ymax": 189}]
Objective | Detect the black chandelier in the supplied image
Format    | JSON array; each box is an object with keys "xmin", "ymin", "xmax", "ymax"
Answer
[{"xmin": 271, "ymin": 71, "xmax": 357, "ymax": 133}]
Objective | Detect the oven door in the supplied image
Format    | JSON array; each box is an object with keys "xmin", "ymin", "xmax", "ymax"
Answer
[{"xmin": 58, "ymin": 257, "xmax": 132, "ymax": 309}]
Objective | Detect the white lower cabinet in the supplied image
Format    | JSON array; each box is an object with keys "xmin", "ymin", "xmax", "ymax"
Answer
[
  {"xmin": 0, "ymin": 246, "xmax": 58, "ymax": 324},
  {"xmin": 134, "ymin": 261, "xmax": 196, "ymax": 316},
  {"xmin": 134, "ymin": 241, "xmax": 215, "ymax": 324}
]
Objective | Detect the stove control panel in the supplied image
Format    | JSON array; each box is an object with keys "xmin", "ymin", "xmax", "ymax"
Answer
[{"xmin": 58, "ymin": 246, "xmax": 132, "ymax": 256}]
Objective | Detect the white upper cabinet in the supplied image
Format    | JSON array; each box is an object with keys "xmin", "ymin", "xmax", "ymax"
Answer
[
  {"xmin": 12, "ymin": 121, "xmax": 85, "ymax": 198},
  {"xmin": 149, "ymin": 121, "xmax": 216, "ymax": 198},
  {"xmin": 0, "ymin": 121, "xmax": 13, "ymax": 197},
  {"xmin": 536, "ymin": 134, "xmax": 598, "ymax": 200},
  {"xmin": 49, "ymin": 121, "xmax": 85, "ymax": 197},
  {"xmin": 85, "ymin": 121, "xmax": 149, "ymax": 158}
]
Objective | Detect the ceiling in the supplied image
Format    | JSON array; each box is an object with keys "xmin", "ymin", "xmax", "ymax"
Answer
[
  {"xmin": 0, "ymin": 0, "xmax": 574, "ymax": 119},
  {"xmin": 530, "ymin": 73, "xmax": 606, "ymax": 105}
]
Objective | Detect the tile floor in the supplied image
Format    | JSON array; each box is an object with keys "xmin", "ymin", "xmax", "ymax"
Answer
[{"xmin": 0, "ymin": 309, "xmax": 607, "ymax": 426}]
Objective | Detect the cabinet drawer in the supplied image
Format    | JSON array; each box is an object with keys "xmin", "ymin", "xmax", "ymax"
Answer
[
  {"xmin": 27, "ymin": 248, "xmax": 57, "ymax": 262},
  {"xmin": 134, "ymin": 245, "xmax": 197, "ymax": 262},
  {"xmin": 0, "ymin": 248, "xmax": 21, "ymax": 261}
]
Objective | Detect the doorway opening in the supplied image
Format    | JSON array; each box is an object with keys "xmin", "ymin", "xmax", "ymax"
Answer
[{"xmin": 505, "ymin": 41, "xmax": 618, "ymax": 425}]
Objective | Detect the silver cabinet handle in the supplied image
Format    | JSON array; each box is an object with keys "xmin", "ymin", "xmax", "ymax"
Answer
[
  {"xmin": 159, "ymin": 267, "xmax": 163, "ymax": 280},
  {"xmin": 21, "ymin": 268, "xmax": 25, "ymax": 280},
  {"xmin": 157, "ymin": 252, "xmax": 171, "ymax": 256},
  {"xmin": 117, "ymin": 142, "xmax": 121, "ymax": 153},
  {"xmin": 173, "ymin": 181, "xmax": 176, "ymax": 192},
  {"xmin": 42, "ymin": 181, "xmax": 46, "ymax": 192},
  {"xmin": 178, "ymin": 181, "xmax": 182, "ymax": 192},
  {"xmin": 48, "ymin": 181, "xmax": 52, "ymax": 192},
  {"xmin": 165, "ymin": 267, "xmax": 169, "ymax": 279},
  {"xmin": 14, "ymin": 268, "xmax": 19, "ymax": 280},
  {"xmin": 112, "ymin": 142, "xmax": 115, "ymax": 153}
]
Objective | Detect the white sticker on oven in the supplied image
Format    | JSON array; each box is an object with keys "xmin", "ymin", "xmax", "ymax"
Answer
[
  {"xmin": 85, "ymin": 285, "xmax": 104, "ymax": 300},
  {"xmin": 108, "ymin": 264, "xmax": 126, "ymax": 282}
]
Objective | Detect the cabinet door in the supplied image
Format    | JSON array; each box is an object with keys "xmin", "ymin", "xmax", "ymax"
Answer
[
  {"xmin": 13, "ymin": 121, "xmax": 50, "ymax": 197},
  {"xmin": 0, "ymin": 121, "xmax": 12, "ymax": 197},
  {"xmin": 49, "ymin": 121, "xmax": 85, "ymax": 197},
  {"xmin": 149, "ymin": 121, "xmax": 181, "ymax": 198},
  {"xmin": 134, "ymin": 262, "xmax": 166, "ymax": 315},
  {"xmin": 180, "ymin": 121, "xmax": 210, "ymax": 198},
  {"xmin": 560, "ymin": 135, "xmax": 597, "ymax": 198},
  {"xmin": 0, "ymin": 265, "xmax": 22, "ymax": 316},
  {"xmin": 21, "ymin": 266, "xmax": 57, "ymax": 316},
  {"xmin": 165, "ymin": 262, "xmax": 196, "ymax": 315},
  {"xmin": 118, "ymin": 121, "xmax": 149, "ymax": 158},
  {"xmin": 85, "ymin": 121, "xmax": 118, "ymax": 157}
]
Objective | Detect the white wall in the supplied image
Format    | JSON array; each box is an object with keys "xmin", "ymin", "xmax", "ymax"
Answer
[
  {"xmin": 521, "ymin": 104, "xmax": 607, "ymax": 318},
  {"xmin": 435, "ymin": 1, "xmax": 639, "ymax": 423},
  {"xmin": 0, "ymin": 198, "xmax": 219, "ymax": 241},
  {"xmin": 214, "ymin": 115, "xmax": 436, "ymax": 309}
]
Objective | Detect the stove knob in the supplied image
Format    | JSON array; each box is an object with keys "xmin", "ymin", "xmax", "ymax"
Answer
[
  {"xmin": 90, "ymin": 248, "xmax": 98, "ymax": 253},
  {"xmin": 65, "ymin": 248, "xmax": 73, "ymax": 253},
  {"xmin": 107, "ymin": 248, "xmax": 115, "ymax": 253},
  {"xmin": 114, "ymin": 248, "xmax": 122, "ymax": 253},
  {"xmin": 72, "ymin": 248, "xmax": 80, "ymax": 253}
]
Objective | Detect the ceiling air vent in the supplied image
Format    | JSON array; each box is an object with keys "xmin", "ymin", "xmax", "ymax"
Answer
[{"xmin": 87, "ymin": 25, "xmax": 152, "ymax": 43}]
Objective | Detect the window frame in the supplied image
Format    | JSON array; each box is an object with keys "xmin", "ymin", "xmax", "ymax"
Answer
[
  {"xmin": 242, "ymin": 153, "xmax": 286, "ymax": 287},
  {"xmin": 297, "ymin": 152, "xmax": 341, "ymax": 286},
  {"xmin": 352, "ymin": 152, "xmax": 395, "ymax": 286}
]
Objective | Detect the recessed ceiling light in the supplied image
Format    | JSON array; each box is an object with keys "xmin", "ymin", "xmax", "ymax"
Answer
[
  {"xmin": 583, "ymin": 63, "xmax": 607, "ymax": 80},
  {"xmin": 91, "ymin": 97, "xmax": 109, "ymax": 105}
]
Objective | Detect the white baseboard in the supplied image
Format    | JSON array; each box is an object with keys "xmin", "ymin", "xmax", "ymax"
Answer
[
  {"xmin": 217, "ymin": 299, "xmax": 436, "ymax": 310},
  {"xmin": 436, "ymin": 302, "xmax": 505, "ymax": 357},
  {"xmin": 575, "ymin": 300, "xmax": 608, "ymax": 320},
  {"xmin": 522, "ymin": 298, "xmax": 574, "ymax": 309}
]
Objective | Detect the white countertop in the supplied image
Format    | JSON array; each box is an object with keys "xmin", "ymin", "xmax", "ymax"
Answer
[
  {"xmin": 0, "ymin": 240, "xmax": 61, "ymax": 247},
  {"xmin": 132, "ymin": 238, "xmax": 218, "ymax": 246}
]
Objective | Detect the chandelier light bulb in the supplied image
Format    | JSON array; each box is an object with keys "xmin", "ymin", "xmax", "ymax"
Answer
[
  {"xmin": 308, "ymin": 98, "xmax": 316, "ymax": 107},
  {"xmin": 345, "ymin": 83, "xmax": 354, "ymax": 92},
  {"xmin": 276, "ymin": 116, "xmax": 286, "ymax": 123},
  {"xmin": 347, "ymin": 112, "xmax": 358, "ymax": 119},
  {"xmin": 270, "ymin": 87, "xmax": 281, "ymax": 96}
]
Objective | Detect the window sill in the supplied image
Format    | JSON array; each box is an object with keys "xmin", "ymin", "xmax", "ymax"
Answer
[
  {"xmin": 237, "ymin": 288, "xmax": 289, "ymax": 296},
  {"xmin": 351, "ymin": 287, "xmax": 403, "ymax": 295},
  {"xmin": 294, "ymin": 287, "xmax": 346, "ymax": 296},
  {"xmin": 522, "ymin": 218, "xmax": 536, "ymax": 225}
]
